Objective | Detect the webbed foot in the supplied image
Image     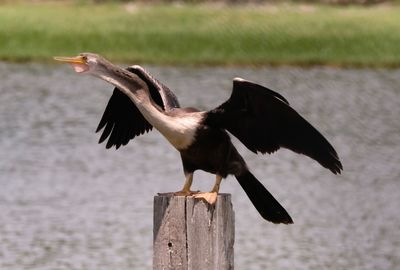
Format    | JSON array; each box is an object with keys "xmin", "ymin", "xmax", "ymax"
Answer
[
  {"xmin": 194, "ymin": 192, "xmax": 218, "ymax": 205},
  {"xmin": 157, "ymin": 190, "xmax": 200, "ymax": 197}
]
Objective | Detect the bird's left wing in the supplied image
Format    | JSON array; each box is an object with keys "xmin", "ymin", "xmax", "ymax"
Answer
[
  {"xmin": 204, "ymin": 78, "xmax": 343, "ymax": 174},
  {"xmin": 96, "ymin": 66, "xmax": 180, "ymax": 149}
]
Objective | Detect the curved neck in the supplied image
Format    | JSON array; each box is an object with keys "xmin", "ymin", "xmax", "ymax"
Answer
[
  {"xmin": 93, "ymin": 65, "xmax": 167, "ymax": 127},
  {"xmin": 91, "ymin": 63, "xmax": 201, "ymax": 150},
  {"xmin": 96, "ymin": 67, "xmax": 151, "ymax": 105}
]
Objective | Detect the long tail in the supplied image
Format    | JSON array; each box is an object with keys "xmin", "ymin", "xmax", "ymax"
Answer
[{"xmin": 235, "ymin": 170, "xmax": 293, "ymax": 224}]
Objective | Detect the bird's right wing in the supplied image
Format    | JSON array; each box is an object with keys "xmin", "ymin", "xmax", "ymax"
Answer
[
  {"xmin": 96, "ymin": 66, "xmax": 180, "ymax": 149},
  {"xmin": 204, "ymin": 78, "xmax": 342, "ymax": 174}
]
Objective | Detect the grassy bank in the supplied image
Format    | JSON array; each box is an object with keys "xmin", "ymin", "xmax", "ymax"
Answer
[{"xmin": 0, "ymin": 2, "xmax": 399, "ymax": 66}]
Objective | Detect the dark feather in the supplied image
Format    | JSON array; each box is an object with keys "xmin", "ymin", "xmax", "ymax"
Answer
[
  {"xmin": 236, "ymin": 170, "xmax": 293, "ymax": 224},
  {"xmin": 128, "ymin": 65, "xmax": 180, "ymax": 111},
  {"xmin": 205, "ymin": 79, "xmax": 343, "ymax": 174},
  {"xmin": 96, "ymin": 89, "xmax": 152, "ymax": 149}
]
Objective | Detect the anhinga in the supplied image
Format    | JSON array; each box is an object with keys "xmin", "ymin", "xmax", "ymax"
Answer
[{"xmin": 54, "ymin": 53, "xmax": 342, "ymax": 224}]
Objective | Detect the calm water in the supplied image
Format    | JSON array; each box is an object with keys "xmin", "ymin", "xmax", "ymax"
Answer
[{"xmin": 0, "ymin": 62, "xmax": 399, "ymax": 270}]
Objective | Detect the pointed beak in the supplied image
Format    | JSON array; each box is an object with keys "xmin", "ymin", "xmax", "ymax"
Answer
[
  {"xmin": 53, "ymin": 55, "xmax": 85, "ymax": 64},
  {"xmin": 54, "ymin": 55, "xmax": 89, "ymax": 73}
]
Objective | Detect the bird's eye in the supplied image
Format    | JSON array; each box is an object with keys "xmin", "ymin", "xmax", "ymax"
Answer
[{"xmin": 82, "ymin": 56, "xmax": 88, "ymax": 62}]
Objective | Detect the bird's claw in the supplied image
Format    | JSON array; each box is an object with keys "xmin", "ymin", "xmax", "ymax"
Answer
[
  {"xmin": 158, "ymin": 190, "xmax": 200, "ymax": 197},
  {"xmin": 194, "ymin": 192, "xmax": 218, "ymax": 205},
  {"xmin": 175, "ymin": 190, "xmax": 201, "ymax": 196},
  {"xmin": 158, "ymin": 190, "xmax": 218, "ymax": 205}
]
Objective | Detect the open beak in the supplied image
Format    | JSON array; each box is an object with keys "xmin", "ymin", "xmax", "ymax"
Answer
[{"xmin": 54, "ymin": 55, "xmax": 89, "ymax": 73}]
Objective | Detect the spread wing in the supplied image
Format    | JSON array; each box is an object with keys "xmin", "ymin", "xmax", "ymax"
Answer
[
  {"xmin": 204, "ymin": 78, "xmax": 342, "ymax": 174},
  {"xmin": 96, "ymin": 66, "xmax": 180, "ymax": 149}
]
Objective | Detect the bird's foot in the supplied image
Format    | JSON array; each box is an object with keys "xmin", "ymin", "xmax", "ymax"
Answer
[
  {"xmin": 174, "ymin": 190, "xmax": 200, "ymax": 196},
  {"xmin": 158, "ymin": 190, "xmax": 200, "ymax": 197},
  {"xmin": 193, "ymin": 192, "xmax": 218, "ymax": 205}
]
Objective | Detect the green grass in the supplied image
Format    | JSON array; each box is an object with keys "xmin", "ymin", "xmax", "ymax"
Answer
[{"xmin": 1, "ymin": 2, "xmax": 400, "ymax": 66}]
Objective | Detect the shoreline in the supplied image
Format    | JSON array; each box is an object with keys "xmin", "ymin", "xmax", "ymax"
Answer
[{"xmin": 1, "ymin": 2, "xmax": 399, "ymax": 67}]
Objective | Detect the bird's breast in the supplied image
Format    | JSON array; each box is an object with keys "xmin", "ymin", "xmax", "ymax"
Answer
[{"xmin": 154, "ymin": 111, "xmax": 205, "ymax": 150}]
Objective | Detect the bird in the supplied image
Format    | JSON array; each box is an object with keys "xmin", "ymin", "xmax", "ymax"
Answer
[{"xmin": 54, "ymin": 53, "xmax": 342, "ymax": 224}]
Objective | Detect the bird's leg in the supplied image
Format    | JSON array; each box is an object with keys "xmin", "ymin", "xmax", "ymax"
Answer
[
  {"xmin": 158, "ymin": 172, "xmax": 198, "ymax": 196},
  {"xmin": 194, "ymin": 175, "xmax": 222, "ymax": 205},
  {"xmin": 176, "ymin": 172, "xmax": 199, "ymax": 196}
]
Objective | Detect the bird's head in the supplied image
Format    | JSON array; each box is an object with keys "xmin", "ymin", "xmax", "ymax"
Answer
[
  {"xmin": 54, "ymin": 53, "xmax": 112, "ymax": 76},
  {"xmin": 54, "ymin": 53, "xmax": 148, "ymax": 98}
]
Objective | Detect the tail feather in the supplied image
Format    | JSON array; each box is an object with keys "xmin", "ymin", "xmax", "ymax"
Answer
[{"xmin": 235, "ymin": 171, "xmax": 293, "ymax": 224}]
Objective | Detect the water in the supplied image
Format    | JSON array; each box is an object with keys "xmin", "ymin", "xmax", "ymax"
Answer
[{"xmin": 0, "ymin": 62, "xmax": 399, "ymax": 270}]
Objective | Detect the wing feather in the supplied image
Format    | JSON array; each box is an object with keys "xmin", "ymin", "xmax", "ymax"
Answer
[
  {"xmin": 96, "ymin": 89, "xmax": 152, "ymax": 149},
  {"xmin": 205, "ymin": 79, "xmax": 343, "ymax": 174},
  {"xmin": 129, "ymin": 65, "xmax": 180, "ymax": 111}
]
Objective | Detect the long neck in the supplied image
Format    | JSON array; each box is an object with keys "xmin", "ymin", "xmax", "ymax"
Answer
[
  {"xmin": 97, "ymin": 66, "xmax": 151, "ymax": 105},
  {"xmin": 93, "ymin": 63, "xmax": 202, "ymax": 150}
]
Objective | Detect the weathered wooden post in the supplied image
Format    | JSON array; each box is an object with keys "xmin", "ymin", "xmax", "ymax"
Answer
[{"xmin": 153, "ymin": 194, "xmax": 235, "ymax": 270}]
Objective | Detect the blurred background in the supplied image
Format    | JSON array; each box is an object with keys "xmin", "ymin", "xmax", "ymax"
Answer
[{"xmin": 0, "ymin": 1, "xmax": 399, "ymax": 270}]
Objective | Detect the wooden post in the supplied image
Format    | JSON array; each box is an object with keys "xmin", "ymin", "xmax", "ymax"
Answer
[{"xmin": 153, "ymin": 194, "xmax": 235, "ymax": 270}]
